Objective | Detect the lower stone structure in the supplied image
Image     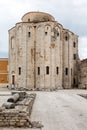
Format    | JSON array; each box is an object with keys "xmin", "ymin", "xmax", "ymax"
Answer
[
  {"xmin": 0, "ymin": 110, "xmax": 31, "ymax": 127},
  {"xmin": 0, "ymin": 92, "xmax": 43, "ymax": 128}
]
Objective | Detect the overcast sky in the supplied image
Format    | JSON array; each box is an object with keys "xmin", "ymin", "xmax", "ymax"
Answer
[{"xmin": 0, "ymin": 0, "xmax": 87, "ymax": 60}]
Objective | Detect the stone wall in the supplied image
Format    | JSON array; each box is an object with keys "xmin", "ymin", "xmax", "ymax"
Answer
[
  {"xmin": 0, "ymin": 92, "xmax": 37, "ymax": 127},
  {"xmin": 78, "ymin": 59, "xmax": 87, "ymax": 89},
  {"xmin": 0, "ymin": 110, "xmax": 30, "ymax": 127}
]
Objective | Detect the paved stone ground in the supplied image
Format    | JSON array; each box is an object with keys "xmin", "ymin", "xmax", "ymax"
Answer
[
  {"xmin": 31, "ymin": 90, "xmax": 87, "ymax": 130},
  {"xmin": 0, "ymin": 89, "xmax": 87, "ymax": 130},
  {"xmin": 0, "ymin": 128, "xmax": 40, "ymax": 130}
]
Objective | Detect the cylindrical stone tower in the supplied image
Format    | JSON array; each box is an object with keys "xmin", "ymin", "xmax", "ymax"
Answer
[{"xmin": 8, "ymin": 11, "xmax": 78, "ymax": 90}]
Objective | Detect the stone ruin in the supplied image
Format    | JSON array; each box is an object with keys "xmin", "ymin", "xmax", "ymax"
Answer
[
  {"xmin": 11, "ymin": 86, "xmax": 58, "ymax": 92},
  {"xmin": 0, "ymin": 91, "xmax": 43, "ymax": 128}
]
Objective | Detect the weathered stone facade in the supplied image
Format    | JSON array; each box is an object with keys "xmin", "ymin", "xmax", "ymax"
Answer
[
  {"xmin": 8, "ymin": 12, "xmax": 78, "ymax": 89},
  {"xmin": 78, "ymin": 59, "xmax": 87, "ymax": 89}
]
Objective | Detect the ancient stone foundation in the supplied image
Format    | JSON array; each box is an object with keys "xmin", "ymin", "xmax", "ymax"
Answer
[
  {"xmin": 0, "ymin": 110, "xmax": 31, "ymax": 127},
  {"xmin": 0, "ymin": 92, "xmax": 43, "ymax": 128},
  {"xmin": 13, "ymin": 86, "xmax": 62, "ymax": 91}
]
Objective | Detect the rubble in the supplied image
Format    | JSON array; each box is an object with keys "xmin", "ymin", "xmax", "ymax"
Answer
[
  {"xmin": 2, "ymin": 102, "xmax": 15, "ymax": 109},
  {"xmin": 0, "ymin": 92, "xmax": 43, "ymax": 128},
  {"xmin": 7, "ymin": 93, "xmax": 19, "ymax": 103},
  {"xmin": 13, "ymin": 86, "xmax": 62, "ymax": 92}
]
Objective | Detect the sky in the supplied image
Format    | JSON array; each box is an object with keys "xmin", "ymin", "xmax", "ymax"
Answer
[{"xmin": 0, "ymin": 0, "xmax": 87, "ymax": 60}]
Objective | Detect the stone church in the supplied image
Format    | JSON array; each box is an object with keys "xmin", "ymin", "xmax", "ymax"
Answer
[{"xmin": 8, "ymin": 11, "xmax": 78, "ymax": 90}]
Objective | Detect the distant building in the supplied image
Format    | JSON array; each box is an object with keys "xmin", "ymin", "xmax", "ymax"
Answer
[
  {"xmin": 8, "ymin": 11, "xmax": 78, "ymax": 90},
  {"xmin": 78, "ymin": 59, "xmax": 87, "ymax": 89},
  {"xmin": 0, "ymin": 58, "xmax": 8, "ymax": 84}
]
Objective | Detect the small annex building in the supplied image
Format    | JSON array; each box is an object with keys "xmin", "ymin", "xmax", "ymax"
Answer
[
  {"xmin": 0, "ymin": 58, "xmax": 8, "ymax": 84},
  {"xmin": 78, "ymin": 59, "xmax": 87, "ymax": 89}
]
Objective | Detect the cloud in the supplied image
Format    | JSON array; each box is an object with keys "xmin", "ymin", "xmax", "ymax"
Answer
[
  {"xmin": 0, "ymin": 52, "xmax": 8, "ymax": 58},
  {"xmin": 79, "ymin": 37, "xmax": 87, "ymax": 60}
]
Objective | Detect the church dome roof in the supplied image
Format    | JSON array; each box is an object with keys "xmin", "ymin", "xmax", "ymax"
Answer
[{"xmin": 21, "ymin": 11, "xmax": 55, "ymax": 22}]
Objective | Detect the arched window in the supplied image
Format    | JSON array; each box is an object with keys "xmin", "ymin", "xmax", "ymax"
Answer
[
  {"xmin": 38, "ymin": 67, "xmax": 40, "ymax": 75},
  {"xmin": 65, "ymin": 36, "xmax": 68, "ymax": 41},
  {"xmin": 65, "ymin": 68, "xmax": 68, "ymax": 75},
  {"xmin": 19, "ymin": 67, "xmax": 21, "ymax": 75},
  {"xmin": 57, "ymin": 32, "xmax": 59, "ymax": 37},
  {"xmin": 73, "ymin": 42, "xmax": 76, "ymax": 48},
  {"xmin": 28, "ymin": 32, "xmax": 31, "ymax": 37},
  {"xmin": 73, "ymin": 78, "xmax": 76, "ymax": 85},
  {"xmin": 56, "ymin": 67, "xmax": 59, "ymax": 75},
  {"xmin": 45, "ymin": 32, "xmax": 47, "ymax": 35},
  {"xmin": 46, "ymin": 66, "xmax": 49, "ymax": 75},
  {"xmin": 28, "ymin": 18, "xmax": 30, "ymax": 22},
  {"xmin": 73, "ymin": 54, "xmax": 76, "ymax": 60}
]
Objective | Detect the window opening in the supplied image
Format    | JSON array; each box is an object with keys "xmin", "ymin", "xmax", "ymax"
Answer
[
  {"xmin": 38, "ymin": 67, "xmax": 40, "ymax": 75},
  {"xmin": 57, "ymin": 32, "xmax": 59, "ymax": 36},
  {"xmin": 28, "ymin": 32, "xmax": 31, "ymax": 37},
  {"xmin": 28, "ymin": 19, "xmax": 30, "ymax": 22},
  {"xmin": 46, "ymin": 66, "xmax": 49, "ymax": 75},
  {"xmin": 73, "ymin": 42, "xmax": 76, "ymax": 47},
  {"xmin": 19, "ymin": 67, "xmax": 21, "ymax": 75},
  {"xmin": 65, "ymin": 68, "xmax": 68, "ymax": 75},
  {"xmin": 56, "ymin": 67, "xmax": 59, "ymax": 74},
  {"xmin": 73, "ymin": 78, "xmax": 76, "ymax": 85},
  {"xmin": 73, "ymin": 54, "xmax": 76, "ymax": 60},
  {"xmin": 65, "ymin": 36, "xmax": 68, "ymax": 41},
  {"xmin": 45, "ymin": 32, "xmax": 47, "ymax": 35}
]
